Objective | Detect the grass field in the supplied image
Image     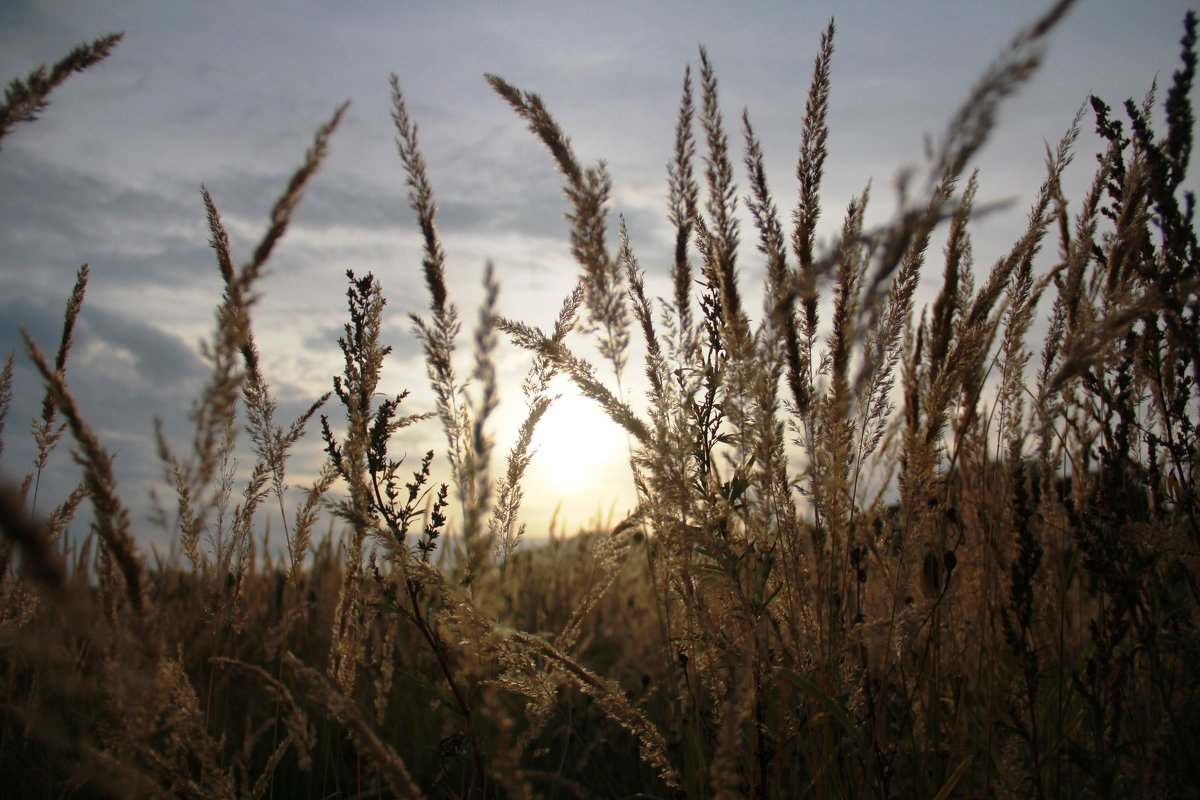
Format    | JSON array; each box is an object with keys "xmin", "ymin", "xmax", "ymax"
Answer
[{"xmin": 2, "ymin": 2, "xmax": 1199, "ymax": 797}]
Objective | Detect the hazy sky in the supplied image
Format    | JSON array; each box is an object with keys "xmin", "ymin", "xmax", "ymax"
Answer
[{"xmin": 1, "ymin": 0, "xmax": 1195, "ymax": 556}]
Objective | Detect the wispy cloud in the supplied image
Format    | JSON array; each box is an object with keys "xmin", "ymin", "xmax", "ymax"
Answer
[{"xmin": 1, "ymin": 0, "xmax": 1194, "ymax": 549}]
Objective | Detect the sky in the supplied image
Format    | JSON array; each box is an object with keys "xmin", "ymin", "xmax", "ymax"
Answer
[{"xmin": 0, "ymin": 0, "xmax": 1196, "ymax": 559}]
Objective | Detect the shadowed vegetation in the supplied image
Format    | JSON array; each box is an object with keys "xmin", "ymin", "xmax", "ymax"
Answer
[{"xmin": 2, "ymin": 4, "xmax": 1199, "ymax": 797}]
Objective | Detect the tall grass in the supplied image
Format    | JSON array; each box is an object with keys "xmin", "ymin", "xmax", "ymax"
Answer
[{"xmin": 2, "ymin": 3, "xmax": 1199, "ymax": 797}]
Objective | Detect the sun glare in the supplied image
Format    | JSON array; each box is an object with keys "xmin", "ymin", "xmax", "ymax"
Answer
[{"xmin": 529, "ymin": 385, "xmax": 628, "ymax": 494}]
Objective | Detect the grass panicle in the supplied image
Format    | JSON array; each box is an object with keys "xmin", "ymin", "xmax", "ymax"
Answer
[
  {"xmin": 3, "ymin": 7, "xmax": 1199, "ymax": 798},
  {"xmin": 0, "ymin": 32, "xmax": 123, "ymax": 148}
]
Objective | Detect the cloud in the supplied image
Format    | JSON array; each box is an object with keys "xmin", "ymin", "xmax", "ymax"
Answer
[
  {"xmin": 0, "ymin": 155, "xmax": 211, "ymax": 290},
  {"xmin": 3, "ymin": 0, "xmax": 1195, "ymax": 551},
  {"xmin": 0, "ymin": 282, "xmax": 205, "ymax": 420},
  {"xmin": 80, "ymin": 304, "xmax": 204, "ymax": 386}
]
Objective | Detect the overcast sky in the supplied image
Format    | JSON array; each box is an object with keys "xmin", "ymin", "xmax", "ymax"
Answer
[{"xmin": 1, "ymin": 0, "xmax": 1195, "ymax": 557}]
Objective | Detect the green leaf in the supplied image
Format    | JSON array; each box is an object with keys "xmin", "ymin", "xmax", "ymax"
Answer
[
  {"xmin": 776, "ymin": 667, "xmax": 864, "ymax": 751},
  {"xmin": 932, "ymin": 755, "xmax": 973, "ymax": 800}
]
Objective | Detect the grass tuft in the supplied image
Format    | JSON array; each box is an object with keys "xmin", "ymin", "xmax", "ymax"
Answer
[{"xmin": 2, "ymin": 7, "xmax": 1198, "ymax": 797}]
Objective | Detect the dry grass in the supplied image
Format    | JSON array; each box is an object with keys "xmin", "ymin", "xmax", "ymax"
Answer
[{"xmin": 2, "ymin": 4, "xmax": 1200, "ymax": 797}]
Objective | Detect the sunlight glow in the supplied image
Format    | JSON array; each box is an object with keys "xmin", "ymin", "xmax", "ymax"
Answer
[{"xmin": 529, "ymin": 385, "xmax": 628, "ymax": 494}]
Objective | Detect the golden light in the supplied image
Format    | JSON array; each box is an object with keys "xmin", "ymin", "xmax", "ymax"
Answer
[{"xmin": 528, "ymin": 382, "xmax": 629, "ymax": 496}]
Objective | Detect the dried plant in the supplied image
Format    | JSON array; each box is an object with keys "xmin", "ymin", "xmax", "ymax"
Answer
[
  {"xmin": 3, "ymin": 5, "xmax": 1200, "ymax": 798},
  {"xmin": 0, "ymin": 32, "xmax": 122, "ymax": 148}
]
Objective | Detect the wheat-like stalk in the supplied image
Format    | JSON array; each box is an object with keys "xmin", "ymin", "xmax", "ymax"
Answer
[
  {"xmin": 0, "ymin": 32, "xmax": 123, "ymax": 147},
  {"xmin": 4, "ymin": 8, "xmax": 1200, "ymax": 797}
]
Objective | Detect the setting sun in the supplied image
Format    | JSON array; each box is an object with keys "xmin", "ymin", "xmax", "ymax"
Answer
[{"xmin": 528, "ymin": 382, "xmax": 629, "ymax": 494}]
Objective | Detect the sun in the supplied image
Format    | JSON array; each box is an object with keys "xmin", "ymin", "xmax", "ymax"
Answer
[{"xmin": 528, "ymin": 384, "xmax": 628, "ymax": 495}]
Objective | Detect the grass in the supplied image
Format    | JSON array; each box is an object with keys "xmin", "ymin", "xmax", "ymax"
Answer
[{"xmin": 1, "ymin": 1, "xmax": 1199, "ymax": 796}]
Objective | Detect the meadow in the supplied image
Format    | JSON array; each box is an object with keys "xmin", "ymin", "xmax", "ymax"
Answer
[{"xmin": 1, "ymin": 1, "xmax": 1199, "ymax": 796}]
